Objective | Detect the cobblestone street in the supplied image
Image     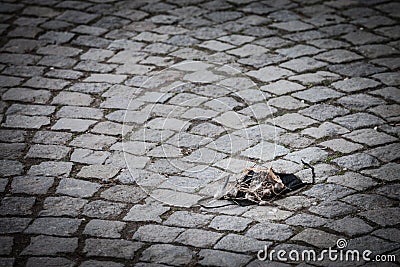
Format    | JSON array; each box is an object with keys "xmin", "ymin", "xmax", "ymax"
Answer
[{"xmin": 0, "ymin": 0, "xmax": 399, "ymax": 266}]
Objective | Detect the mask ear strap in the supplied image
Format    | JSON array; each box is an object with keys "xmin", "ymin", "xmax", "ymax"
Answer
[{"xmin": 301, "ymin": 159, "xmax": 315, "ymax": 184}]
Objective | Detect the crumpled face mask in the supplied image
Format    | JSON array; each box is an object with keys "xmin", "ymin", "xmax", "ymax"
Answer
[{"xmin": 222, "ymin": 167, "xmax": 307, "ymax": 206}]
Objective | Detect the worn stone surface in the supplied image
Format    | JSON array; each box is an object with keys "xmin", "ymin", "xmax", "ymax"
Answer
[{"xmin": 0, "ymin": 1, "xmax": 399, "ymax": 265}]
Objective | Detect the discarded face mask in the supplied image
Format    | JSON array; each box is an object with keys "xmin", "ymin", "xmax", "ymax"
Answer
[{"xmin": 200, "ymin": 161, "xmax": 315, "ymax": 208}]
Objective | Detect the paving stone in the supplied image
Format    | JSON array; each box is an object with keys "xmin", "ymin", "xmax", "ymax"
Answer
[
  {"xmin": 276, "ymin": 133, "xmax": 314, "ymax": 149},
  {"xmin": 0, "ymin": 143, "xmax": 25, "ymax": 159},
  {"xmin": 0, "ymin": 236, "xmax": 14, "ymax": 255},
  {"xmin": 26, "ymin": 258, "xmax": 73, "ymax": 267},
  {"xmin": 84, "ymin": 239, "xmax": 142, "ymax": 259},
  {"xmin": 213, "ymin": 111, "xmax": 254, "ymax": 130},
  {"xmin": 0, "ymin": 179, "xmax": 8, "ymax": 192},
  {"xmin": 70, "ymin": 149, "xmax": 109, "ymax": 165},
  {"xmin": 332, "ymin": 77, "xmax": 380, "ymax": 92},
  {"xmin": 327, "ymin": 172, "xmax": 377, "ymax": 190},
  {"xmin": 333, "ymin": 153, "xmax": 380, "ymax": 171},
  {"xmin": 268, "ymin": 96, "xmax": 308, "ymax": 110},
  {"xmin": 57, "ymin": 106, "xmax": 103, "ymax": 120},
  {"xmin": 21, "ymin": 235, "xmax": 78, "ymax": 255},
  {"xmin": 308, "ymin": 200, "xmax": 357, "ymax": 219},
  {"xmin": 333, "ymin": 113, "xmax": 385, "ymax": 130},
  {"xmin": 289, "ymin": 71, "xmax": 341, "ymax": 85},
  {"xmin": 372, "ymin": 228, "xmax": 400, "ymax": 243},
  {"xmin": 329, "ymin": 61, "xmax": 386, "ymax": 77},
  {"xmin": 11, "ymin": 176, "xmax": 54, "ymax": 195},
  {"xmin": 301, "ymin": 122, "xmax": 349, "ymax": 139},
  {"xmin": 198, "ymin": 249, "xmax": 251, "ymax": 267},
  {"xmin": 374, "ymin": 177, "xmax": 399, "ymax": 198},
  {"xmin": 362, "ymin": 163, "xmax": 400, "ymax": 182},
  {"xmin": 271, "ymin": 20, "xmax": 313, "ymax": 32},
  {"xmin": 279, "ymin": 56, "xmax": 327, "ymax": 72},
  {"xmin": 28, "ymin": 161, "xmax": 73, "ymax": 177},
  {"xmin": 25, "ymin": 217, "xmax": 82, "ymax": 236},
  {"xmin": 140, "ymin": 244, "xmax": 194, "ymax": 266},
  {"xmin": 291, "ymin": 228, "xmax": 339, "ymax": 248},
  {"xmin": 214, "ymin": 158, "xmax": 252, "ymax": 173},
  {"xmin": 284, "ymin": 147, "xmax": 328, "ymax": 164},
  {"xmin": 32, "ymin": 131, "xmax": 72, "ymax": 145},
  {"xmin": 83, "ymin": 220, "xmax": 125, "ymax": 238},
  {"xmin": 209, "ymin": 215, "xmax": 252, "ymax": 232},
  {"xmin": 57, "ymin": 178, "xmax": 101, "ymax": 198},
  {"xmin": 0, "ymin": 160, "xmax": 24, "ymax": 176},
  {"xmin": 26, "ymin": 144, "xmax": 70, "ymax": 160},
  {"xmin": 199, "ymin": 40, "xmax": 234, "ymax": 51},
  {"xmin": 6, "ymin": 104, "xmax": 55, "ymax": 116},
  {"xmin": 83, "ymin": 74, "xmax": 126, "ymax": 84},
  {"xmin": 151, "ymin": 189, "xmax": 203, "ymax": 207},
  {"xmin": 242, "ymin": 206, "xmax": 293, "ymax": 222},
  {"xmin": 372, "ymin": 72, "xmax": 400, "ymax": 86},
  {"xmin": 68, "ymin": 82, "xmax": 111, "ymax": 94},
  {"xmin": 342, "ymin": 193, "xmax": 393, "ymax": 210},
  {"xmin": 23, "ymin": 76, "xmax": 70, "ymax": 90},
  {"xmin": 343, "ymin": 129, "xmax": 397, "ymax": 147},
  {"xmin": 83, "ymin": 200, "xmax": 126, "ymax": 219},
  {"xmin": 241, "ymin": 142, "xmax": 289, "ymax": 161},
  {"xmin": 337, "ymin": 94, "xmax": 386, "ymax": 111},
  {"xmin": 303, "ymin": 184, "xmax": 355, "ymax": 201},
  {"xmin": 315, "ymin": 49, "xmax": 363, "ymax": 63},
  {"xmin": 366, "ymin": 142, "xmax": 400, "ymax": 162},
  {"xmin": 227, "ymin": 44, "xmax": 268, "ymax": 57},
  {"xmin": 347, "ymin": 235, "xmax": 399, "ymax": 255},
  {"xmin": 164, "ymin": 211, "xmax": 213, "ymax": 228},
  {"xmin": 246, "ymin": 223, "xmax": 293, "ymax": 241},
  {"xmin": 133, "ymin": 224, "xmax": 183, "ymax": 243},
  {"xmin": 0, "ymin": 217, "xmax": 31, "ymax": 234},
  {"xmin": 175, "ymin": 229, "xmax": 223, "ymax": 248},
  {"xmin": 0, "ymin": 130, "xmax": 25, "ymax": 143},
  {"xmin": 91, "ymin": 121, "xmax": 126, "ymax": 136},
  {"xmin": 77, "ymin": 165, "xmax": 119, "ymax": 180},
  {"xmin": 343, "ymin": 30, "xmax": 387, "ymax": 45},
  {"xmin": 272, "ymin": 113, "xmax": 317, "ymax": 131},
  {"xmin": 0, "ymin": 197, "xmax": 35, "ymax": 215},
  {"xmin": 2, "ymin": 115, "xmax": 50, "ymax": 129},
  {"xmin": 101, "ymin": 185, "xmax": 146, "ymax": 204},
  {"xmin": 215, "ymin": 234, "xmax": 271, "ymax": 253},
  {"xmin": 276, "ymin": 44, "xmax": 321, "ymax": 58},
  {"xmin": 369, "ymin": 104, "xmax": 400, "ymax": 120},
  {"xmin": 57, "ymin": 10, "xmax": 99, "ymax": 24},
  {"xmin": 370, "ymin": 87, "xmax": 400, "ymax": 102},
  {"xmin": 40, "ymin": 196, "xmax": 88, "ymax": 217},
  {"xmin": 52, "ymin": 92, "xmax": 93, "ymax": 106},
  {"xmin": 70, "ymin": 134, "xmax": 116, "ymax": 150},
  {"xmin": 326, "ymin": 216, "xmax": 373, "ymax": 236},
  {"xmin": 124, "ymin": 202, "xmax": 170, "ymax": 223},
  {"xmin": 274, "ymin": 195, "xmax": 316, "ymax": 211},
  {"xmin": 247, "ymin": 66, "xmax": 294, "ymax": 82},
  {"xmin": 285, "ymin": 213, "xmax": 330, "ymax": 227},
  {"xmin": 321, "ymin": 139, "xmax": 363, "ymax": 154},
  {"xmin": 292, "ymin": 86, "xmax": 344, "ymax": 103}
]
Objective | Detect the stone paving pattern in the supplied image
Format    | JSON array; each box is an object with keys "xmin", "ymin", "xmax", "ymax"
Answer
[{"xmin": 0, "ymin": 0, "xmax": 399, "ymax": 266}]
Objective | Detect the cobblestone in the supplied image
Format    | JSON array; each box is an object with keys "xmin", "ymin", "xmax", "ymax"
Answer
[
  {"xmin": 84, "ymin": 239, "xmax": 142, "ymax": 259},
  {"xmin": 57, "ymin": 178, "xmax": 101, "ymax": 198},
  {"xmin": 11, "ymin": 176, "xmax": 54, "ymax": 195},
  {"xmin": 140, "ymin": 244, "xmax": 194, "ymax": 266},
  {"xmin": 25, "ymin": 217, "xmax": 82, "ymax": 236},
  {"xmin": 1, "ymin": 1, "xmax": 399, "ymax": 265},
  {"xmin": 22, "ymin": 235, "xmax": 78, "ymax": 255}
]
